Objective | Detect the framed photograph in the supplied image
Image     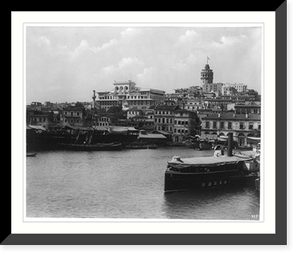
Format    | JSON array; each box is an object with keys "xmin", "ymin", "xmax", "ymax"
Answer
[{"xmin": 6, "ymin": 4, "xmax": 286, "ymax": 245}]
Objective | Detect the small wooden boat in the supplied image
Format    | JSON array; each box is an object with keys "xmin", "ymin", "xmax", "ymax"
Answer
[{"xmin": 26, "ymin": 152, "xmax": 37, "ymax": 157}]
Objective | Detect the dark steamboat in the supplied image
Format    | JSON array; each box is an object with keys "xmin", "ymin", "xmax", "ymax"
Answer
[{"xmin": 164, "ymin": 133, "xmax": 259, "ymax": 193}]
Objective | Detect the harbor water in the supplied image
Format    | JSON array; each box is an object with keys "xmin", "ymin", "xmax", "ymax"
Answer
[{"xmin": 26, "ymin": 147, "xmax": 260, "ymax": 220}]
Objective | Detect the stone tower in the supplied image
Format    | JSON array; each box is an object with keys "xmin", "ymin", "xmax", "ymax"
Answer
[{"xmin": 200, "ymin": 63, "xmax": 214, "ymax": 86}]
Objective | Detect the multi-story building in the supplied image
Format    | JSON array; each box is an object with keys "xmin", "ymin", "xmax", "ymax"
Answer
[
  {"xmin": 222, "ymin": 85, "xmax": 238, "ymax": 96},
  {"xmin": 96, "ymin": 80, "xmax": 165, "ymax": 111},
  {"xmin": 174, "ymin": 86, "xmax": 202, "ymax": 99},
  {"xmin": 202, "ymin": 83, "xmax": 224, "ymax": 96},
  {"xmin": 223, "ymin": 83, "xmax": 247, "ymax": 93},
  {"xmin": 93, "ymin": 113, "xmax": 113, "ymax": 127},
  {"xmin": 165, "ymin": 93, "xmax": 182, "ymax": 102},
  {"xmin": 27, "ymin": 110, "xmax": 54, "ymax": 129},
  {"xmin": 201, "ymin": 113, "xmax": 261, "ymax": 147},
  {"xmin": 173, "ymin": 109, "xmax": 199, "ymax": 143},
  {"xmin": 203, "ymin": 98, "xmax": 234, "ymax": 110},
  {"xmin": 61, "ymin": 103, "xmax": 85, "ymax": 127},
  {"xmin": 184, "ymin": 99, "xmax": 203, "ymax": 112},
  {"xmin": 154, "ymin": 100, "xmax": 179, "ymax": 133},
  {"xmin": 235, "ymin": 103, "xmax": 261, "ymax": 115}
]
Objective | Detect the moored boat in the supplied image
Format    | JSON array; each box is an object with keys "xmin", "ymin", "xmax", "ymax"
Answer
[
  {"xmin": 26, "ymin": 152, "xmax": 37, "ymax": 157},
  {"xmin": 164, "ymin": 133, "xmax": 259, "ymax": 193},
  {"xmin": 124, "ymin": 142, "xmax": 158, "ymax": 149},
  {"xmin": 57, "ymin": 142, "xmax": 122, "ymax": 151}
]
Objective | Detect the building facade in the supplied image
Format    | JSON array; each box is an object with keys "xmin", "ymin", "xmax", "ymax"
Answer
[
  {"xmin": 184, "ymin": 99, "xmax": 204, "ymax": 112},
  {"xmin": 154, "ymin": 101, "xmax": 179, "ymax": 133},
  {"xmin": 222, "ymin": 83, "xmax": 247, "ymax": 93},
  {"xmin": 27, "ymin": 110, "xmax": 54, "ymax": 129},
  {"xmin": 235, "ymin": 103, "xmax": 261, "ymax": 114},
  {"xmin": 201, "ymin": 113, "xmax": 261, "ymax": 147},
  {"xmin": 202, "ymin": 83, "xmax": 224, "ymax": 96},
  {"xmin": 173, "ymin": 109, "xmax": 199, "ymax": 142},
  {"xmin": 61, "ymin": 103, "xmax": 85, "ymax": 127},
  {"xmin": 96, "ymin": 80, "xmax": 165, "ymax": 111}
]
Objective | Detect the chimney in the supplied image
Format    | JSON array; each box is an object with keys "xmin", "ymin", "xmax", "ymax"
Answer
[{"xmin": 227, "ymin": 132, "xmax": 233, "ymax": 157}]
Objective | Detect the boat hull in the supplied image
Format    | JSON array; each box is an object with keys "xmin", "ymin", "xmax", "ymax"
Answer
[
  {"xmin": 164, "ymin": 170, "xmax": 258, "ymax": 193},
  {"xmin": 57, "ymin": 143, "xmax": 122, "ymax": 151}
]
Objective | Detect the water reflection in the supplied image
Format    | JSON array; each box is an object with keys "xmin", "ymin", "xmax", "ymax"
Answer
[
  {"xmin": 163, "ymin": 187, "xmax": 260, "ymax": 220},
  {"xmin": 27, "ymin": 149, "xmax": 260, "ymax": 220}
]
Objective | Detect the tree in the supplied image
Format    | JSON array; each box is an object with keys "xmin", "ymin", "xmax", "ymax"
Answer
[{"xmin": 108, "ymin": 105, "xmax": 126, "ymax": 120}]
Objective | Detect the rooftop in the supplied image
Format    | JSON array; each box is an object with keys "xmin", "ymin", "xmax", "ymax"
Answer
[{"xmin": 202, "ymin": 113, "xmax": 261, "ymax": 121}]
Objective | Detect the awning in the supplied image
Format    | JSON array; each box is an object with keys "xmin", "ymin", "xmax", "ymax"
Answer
[
  {"xmin": 108, "ymin": 126, "xmax": 129, "ymax": 134},
  {"xmin": 27, "ymin": 125, "xmax": 46, "ymax": 131},
  {"xmin": 152, "ymin": 130, "xmax": 170, "ymax": 136},
  {"xmin": 197, "ymin": 134, "xmax": 218, "ymax": 140},
  {"xmin": 247, "ymin": 136, "xmax": 261, "ymax": 142},
  {"xmin": 138, "ymin": 134, "xmax": 166, "ymax": 139},
  {"xmin": 93, "ymin": 126, "xmax": 109, "ymax": 131}
]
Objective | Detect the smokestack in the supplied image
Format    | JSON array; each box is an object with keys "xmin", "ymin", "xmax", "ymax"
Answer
[{"xmin": 227, "ymin": 132, "xmax": 233, "ymax": 156}]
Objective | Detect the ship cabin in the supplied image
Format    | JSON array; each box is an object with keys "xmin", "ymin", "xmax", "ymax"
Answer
[{"xmin": 166, "ymin": 155, "xmax": 251, "ymax": 174}]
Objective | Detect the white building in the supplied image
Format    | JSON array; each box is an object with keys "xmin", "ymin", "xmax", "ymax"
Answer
[
  {"xmin": 96, "ymin": 80, "xmax": 165, "ymax": 111},
  {"xmin": 222, "ymin": 83, "xmax": 247, "ymax": 93}
]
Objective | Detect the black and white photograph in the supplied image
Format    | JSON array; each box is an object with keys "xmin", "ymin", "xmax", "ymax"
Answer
[{"xmin": 25, "ymin": 24, "xmax": 262, "ymax": 221}]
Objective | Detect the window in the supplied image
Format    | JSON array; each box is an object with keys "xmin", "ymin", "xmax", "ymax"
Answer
[
  {"xmin": 249, "ymin": 123, "xmax": 253, "ymax": 130},
  {"xmin": 220, "ymin": 121, "xmax": 224, "ymax": 129},
  {"xmin": 213, "ymin": 122, "xmax": 217, "ymax": 129},
  {"xmin": 240, "ymin": 122, "xmax": 244, "ymax": 130},
  {"xmin": 228, "ymin": 122, "xmax": 232, "ymax": 129},
  {"xmin": 206, "ymin": 121, "xmax": 210, "ymax": 128}
]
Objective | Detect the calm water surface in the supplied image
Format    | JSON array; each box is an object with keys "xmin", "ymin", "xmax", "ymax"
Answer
[{"xmin": 26, "ymin": 147, "xmax": 260, "ymax": 220}]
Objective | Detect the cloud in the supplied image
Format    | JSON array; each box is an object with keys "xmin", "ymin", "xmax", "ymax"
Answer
[
  {"xmin": 37, "ymin": 36, "xmax": 51, "ymax": 47},
  {"xmin": 137, "ymin": 67, "xmax": 155, "ymax": 81},
  {"xmin": 212, "ymin": 34, "xmax": 248, "ymax": 48},
  {"xmin": 101, "ymin": 56, "xmax": 146, "ymax": 83},
  {"xmin": 97, "ymin": 38, "xmax": 118, "ymax": 51},
  {"xmin": 26, "ymin": 27, "xmax": 262, "ymax": 103},
  {"xmin": 70, "ymin": 38, "xmax": 118, "ymax": 59},
  {"xmin": 121, "ymin": 27, "xmax": 140, "ymax": 38},
  {"xmin": 178, "ymin": 30, "xmax": 197, "ymax": 43}
]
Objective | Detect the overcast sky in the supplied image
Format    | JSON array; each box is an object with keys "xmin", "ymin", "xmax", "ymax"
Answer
[{"xmin": 26, "ymin": 26, "xmax": 262, "ymax": 104}]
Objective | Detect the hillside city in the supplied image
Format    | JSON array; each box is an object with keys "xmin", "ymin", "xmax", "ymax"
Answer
[{"xmin": 27, "ymin": 63, "xmax": 261, "ymax": 148}]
